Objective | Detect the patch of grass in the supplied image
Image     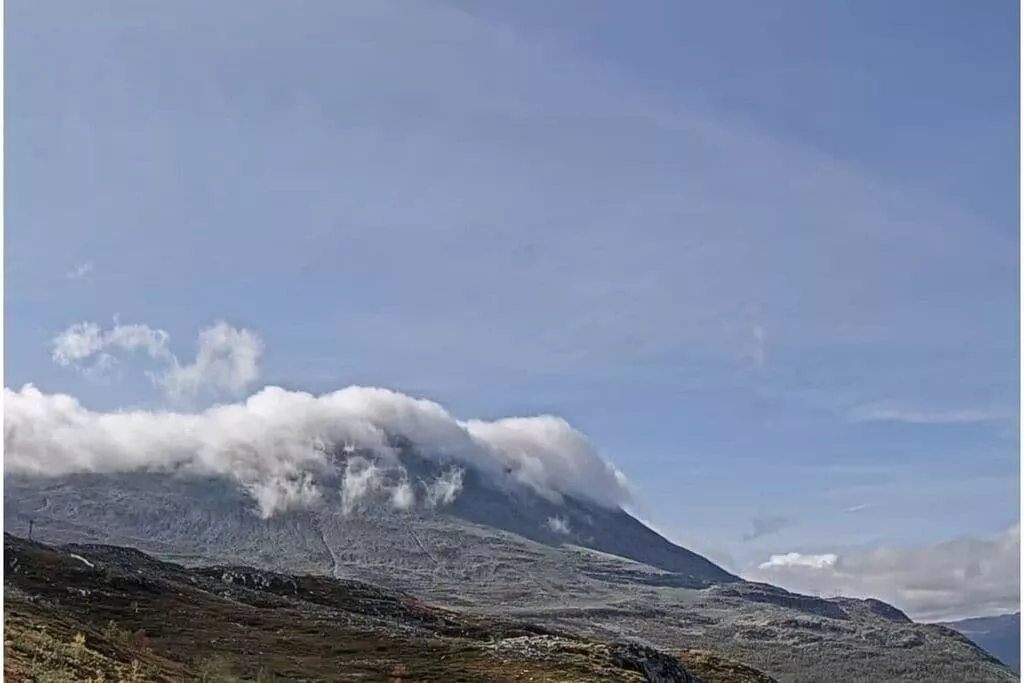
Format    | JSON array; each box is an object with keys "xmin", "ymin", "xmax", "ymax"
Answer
[
  {"xmin": 4, "ymin": 620, "xmax": 149, "ymax": 683},
  {"xmin": 676, "ymin": 649, "xmax": 778, "ymax": 683},
  {"xmin": 196, "ymin": 653, "xmax": 240, "ymax": 682}
]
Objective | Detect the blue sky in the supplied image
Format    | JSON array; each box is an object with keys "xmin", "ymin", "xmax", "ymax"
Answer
[{"xmin": 5, "ymin": 0, "xmax": 1019, "ymax": 618}]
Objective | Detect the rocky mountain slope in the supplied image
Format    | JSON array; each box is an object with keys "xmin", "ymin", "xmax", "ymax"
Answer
[
  {"xmin": 5, "ymin": 466, "xmax": 1015, "ymax": 683},
  {"xmin": 941, "ymin": 612, "xmax": 1020, "ymax": 673},
  {"xmin": 4, "ymin": 533, "xmax": 757, "ymax": 682}
]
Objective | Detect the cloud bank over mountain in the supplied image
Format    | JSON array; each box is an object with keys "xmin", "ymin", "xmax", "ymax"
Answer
[
  {"xmin": 24, "ymin": 317, "xmax": 1019, "ymax": 623},
  {"xmin": 4, "ymin": 382, "xmax": 631, "ymax": 517}
]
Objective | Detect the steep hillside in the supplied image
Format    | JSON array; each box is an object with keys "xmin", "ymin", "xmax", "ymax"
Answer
[
  {"xmin": 4, "ymin": 534, "xmax": 707, "ymax": 682},
  {"xmin": 5, "ymin": 468, "xmax": 1016, "ymax": 683}
]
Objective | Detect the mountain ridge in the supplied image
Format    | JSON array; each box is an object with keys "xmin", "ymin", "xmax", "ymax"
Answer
[
  {"xmin": 940, "ymin": 612, "xmax": 1020, "ymax": 673},
  {"xmin": 5, "ymin": 464, "xmax": 1016, "ymax": 682}
]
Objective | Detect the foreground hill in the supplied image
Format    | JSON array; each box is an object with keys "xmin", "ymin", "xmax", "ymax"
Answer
[
  {"xmin": 941, "ymin": 612, "xmax": 1021, "ymax": 673},
  {"xmin": 5, "ymin": 533, "xmax": 761, "ymax": 682},
  {"xmin": 5, "ymin": 467, "xmax": 1016, "ymax": 682}
]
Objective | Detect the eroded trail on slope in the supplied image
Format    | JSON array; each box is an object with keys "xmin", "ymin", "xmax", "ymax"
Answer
[
  {"xmin": 407, "ymin": 524, "xmax": 446, "ymax": 574},
  {"xmin": 314, "ymin": 517, "xmax": 339, "ymax": 578}
]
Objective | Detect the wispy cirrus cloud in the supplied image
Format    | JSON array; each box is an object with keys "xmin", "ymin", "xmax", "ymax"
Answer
[{"xmin": 849, "ymin": 406, "xmax": 1010, "ymax": 425}]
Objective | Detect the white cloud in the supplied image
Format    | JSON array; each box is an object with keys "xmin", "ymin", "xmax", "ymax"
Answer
[
  {"xmin": 340, "ymin": 456, "xmax": 384, "ymax": 516},
  {"xmin": 464, "ymin": 415, "xmax": 632, "ymax": 506},
  {"xmin": 3, "ymin": 383, "xmax": 631, "ymax": 517},
  {"xmin": 758, "ymin": 552, "xmax": 838, "ymax": 570},
  {"xmin": 52, "ymin": 320, "xmax": 170, "ymax": 368},
  {"xmin": 546, "ymin": 515, "xmax": 571, "ymax": 535},
  {"xmin": 747, "ymin": 524, "xmax": 1020, "ymax": 621},
  {"xmin": 51, "ymin": 319, "xmax": 262, "ymax": 400},
  {"xmin": 158, "ymin": 321, "xmax": 264, "ymax": 401},
  {"xmin": 424, "ymin": 468, "xmax": 464, "ymax": 508},
  {"xmin": 390, "ymin": 481, "xmax": 416, "ymax": 511},
  {"xmin": 64, "ymin": 262, "xmax": 94, "ymax": 280},
  {"xmin": 334, "ymin": 456, "xmax": 433, "ymax": 516},
  {"xmin": 246, "ymin": 470, "xmax": 322, "ymax": 519}
]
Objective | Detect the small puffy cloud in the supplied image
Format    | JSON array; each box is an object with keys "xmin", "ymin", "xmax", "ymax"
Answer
[
  {"xmin": 547, "ymin": 515, "xmax": 571, "ymax": 535},
  {"xmin": 158, "ymin": 321, "xmax": 264, "ymax": 400},
  {"xmin": 65, "ymin": 262, "xmax": 94, "ymax": 280},
  {"xmin": 51, "ymin": 318, "xmax": 262, "ymax": 400},
  {"xmin": 391, "ymin": 481, "xmax": 416, "ymax": 510},
  {"xmin": 245, "ymin": 471, "xmax": 322, "ymax": 519},
  {"xmin": 758, "ymin": 552, "xmax": 838, "ymax": 570},
  {"xmin": 747, "ymin": 524, "xmax": 1020, "ymax": 621}
]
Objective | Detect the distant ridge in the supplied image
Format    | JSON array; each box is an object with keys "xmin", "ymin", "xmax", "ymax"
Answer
[{"xmin": 941, "ymin": 612, "xmax": 1020, "ymax": 673}]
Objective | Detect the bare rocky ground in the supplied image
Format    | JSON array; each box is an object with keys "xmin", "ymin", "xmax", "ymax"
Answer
[{"xmin": 5, "ymin": 470, "xmax": 1016, "ymax": 682}]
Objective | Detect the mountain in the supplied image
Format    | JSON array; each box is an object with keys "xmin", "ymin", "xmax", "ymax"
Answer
[
  {"xmin": 4, "ymin": 533, "xmax": 714, "ymax": 682},
  {"xmin": 4, "ymin": 444, "xmax": 1017, "ymax": 683},
  {"xmin": 941, "ymin": 613, "xmax": 1020, "ymax": 673}
]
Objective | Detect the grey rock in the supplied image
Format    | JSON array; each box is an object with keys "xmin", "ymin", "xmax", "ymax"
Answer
[{"xmin": 4, "ymin": 463, "xmax": 1017, "ymax": 683}]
